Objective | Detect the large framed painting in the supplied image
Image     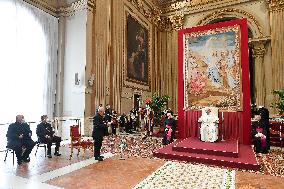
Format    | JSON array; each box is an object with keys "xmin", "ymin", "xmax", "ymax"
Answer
[
  {"xmin": 183, "ymin": 23, "xmax": 243, "ymax": 111},
  {"xmin": 124, "ymin": 11, "xmax": 150, "ymax": 90},
  {"xmin": 177, "ymin": 19, "xmax": 251, "ymax": 144}
]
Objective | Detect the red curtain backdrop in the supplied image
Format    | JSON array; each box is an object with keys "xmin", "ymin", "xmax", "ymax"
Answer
[{"xmin": 178, "ymin": 19, "xmax": 251, "ymax": 144}]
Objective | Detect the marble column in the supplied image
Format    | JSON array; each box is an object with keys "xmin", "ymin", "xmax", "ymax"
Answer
[
  {"xmin": 252, "ymin": 40, "xmax": 267, "ymax": 106},
  {"xmin": 267, "ymin": 0, "xmax": 284, "ymax": 90},
  {"xmin": 84, "ymin": 0, "xmax": 96, "ymax": 136}
]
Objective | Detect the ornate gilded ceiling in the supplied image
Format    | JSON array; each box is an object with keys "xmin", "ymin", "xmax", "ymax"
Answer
[{"xmin": 151, "ymin": 0, "xmax": 181, "ymax": 5}]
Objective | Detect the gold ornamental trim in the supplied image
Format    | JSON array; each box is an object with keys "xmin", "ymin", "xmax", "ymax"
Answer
[
  {"xmin": 159, "ymin": 0, "xmax": 250, "ymax": 14},
  {"xmin": 161, "ymin": 0, "xmax": 216, "ymax": 13},
  {"xmin": 197, "ymin": 8, "xmax": 264, "ymax": 37},
  {"xmin": 23, "ymin": 0, "xmax": 57, "ymax": 17},
  {"xmin": 169, "ymin": 12, "xmax": 185, "ymax": 30},
  {"xmin": 24, "ymin": 0, "xmax": 95, "ymax": 17},
  {"xmin": 128, "ymin": 0, "xmax": 183, "ymax": 31},
  {"xmin": 87, "ymin": 0, "xmax": 96, "ymax": 12},
  {"xmin": 267, "ymin": 0, "xmax": 284, "ymax": 12},
  {"xmin": 58, "ymin": 0, "xmax": 94, "ymax": 17},
  {"xmin": 252, "ymin": 44, "xmax": 267, "ymax": 58}
]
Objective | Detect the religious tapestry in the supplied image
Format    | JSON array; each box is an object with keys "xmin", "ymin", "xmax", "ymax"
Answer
[
  {"xmin": 183, "ymin": 25, "xmax": 242, "ymax": 111},
  {"xmin": 126, "ymin": 13, "xmax": 149, "ymax": 85}
]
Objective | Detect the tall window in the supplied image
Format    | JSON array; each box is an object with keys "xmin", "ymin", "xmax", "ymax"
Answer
[{"xmin": 0, "ymin": 0, "xmax": 56, "ymax": 123}]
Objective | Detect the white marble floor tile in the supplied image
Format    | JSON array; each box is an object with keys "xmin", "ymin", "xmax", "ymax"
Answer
[
  {"xmin": 30, "ymin": 152, "xmax": 113, "ymax": 182},
  {"xmin": 0, "ymin": 174, "xmax": 63, "ymax": 189}
]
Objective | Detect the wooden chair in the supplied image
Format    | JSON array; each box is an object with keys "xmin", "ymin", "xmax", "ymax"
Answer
[{"xmin": 69, "ymin": 125, "xmax": 93, "ymax": 159}]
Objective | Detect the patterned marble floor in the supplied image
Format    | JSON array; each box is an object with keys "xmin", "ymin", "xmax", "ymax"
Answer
[{"xmin": 0, "ymin": 136, "xmax": 284, "ymax": 189}]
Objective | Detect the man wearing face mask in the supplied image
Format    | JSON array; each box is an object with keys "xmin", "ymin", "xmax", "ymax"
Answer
[
  {"xmin": 36, "ymin": 115, "xmax": 62, "ymax": 158},
  {"xmin": 6, "ymin": 115, "xmax": 36, "ymax": 165},
  {"xmin": 92, "ymin": 107, "xmax": 107, "ymax": 161}
]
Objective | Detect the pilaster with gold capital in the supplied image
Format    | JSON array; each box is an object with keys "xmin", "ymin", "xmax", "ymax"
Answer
[
  {"xmin": 267, "ymin": 0, "xmax": 284, "ymax": 12},
  {"xmin": 251, "ymin": 40, "xmax": 267, "ymax": 58},
  {"xmin": 267, "ymin": 0, "xmax": 284, "ymax": 91},
  {"xmin": 251, "ymin": 40, "xmax": 267, "ymax": 106}
]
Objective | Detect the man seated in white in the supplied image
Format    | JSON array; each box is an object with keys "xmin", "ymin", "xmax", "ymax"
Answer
[{"xmin": 198, "ymin": 107, "xmax": 219, "ymax": 142}]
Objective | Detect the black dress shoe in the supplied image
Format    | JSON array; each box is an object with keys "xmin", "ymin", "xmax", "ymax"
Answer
[
  {"xmin": 17, "ymin": 161, "xmax": 22, "ymax": 165},
  {"xmin": 100, "ymin": 155, "xmax": 104, "ymax": 158},
  {"xmin": 54, "ymin": 152, "xmax": 61, "ymax": 156},
  {"xmin": 95, "ymin": 156, "xmax": 103, "ymax": 161},
  {"xmin": 47, "ymin": 154, "xmax": 52, "ymax": 158}
]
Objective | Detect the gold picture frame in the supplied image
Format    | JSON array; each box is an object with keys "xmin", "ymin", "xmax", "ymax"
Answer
[{"xmin": 123, "ymin": 10, "xmax": 151, "ymax": 91}]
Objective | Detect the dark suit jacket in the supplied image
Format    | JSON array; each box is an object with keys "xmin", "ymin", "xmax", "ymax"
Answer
[
  {"xmin": 92, "ymin": 113, "xmax": 106, "ymax": 139},
  {"xmin": 36, "ymin": 122, "xmax": 54, "ymax": 141},
  {"xmin": 6, "ymin": 122, "xmax": 33, "ymax": 147}
]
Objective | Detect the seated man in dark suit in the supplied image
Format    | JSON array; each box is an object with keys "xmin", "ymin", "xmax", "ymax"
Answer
[
  {"xmin": 6, "ymin": 115, "xmax": 35, "ymax": 165},
  {"xmin": 36, "ymin": 115, "xmax": 62, "ymax": 158}
]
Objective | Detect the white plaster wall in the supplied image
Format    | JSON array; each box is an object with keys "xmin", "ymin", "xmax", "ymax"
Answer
[{"xmin": 62, "ymin": 10, "xmax": 87, "ymax": 139}]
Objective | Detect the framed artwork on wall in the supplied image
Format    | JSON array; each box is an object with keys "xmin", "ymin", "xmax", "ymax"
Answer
[{"xmin": 124, "ymin": 11, "xmax": 151, "ymax": 91}]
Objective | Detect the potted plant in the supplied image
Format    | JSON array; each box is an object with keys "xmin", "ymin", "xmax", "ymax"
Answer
[
  {"xmin": 145, "ymin": 93, "xmax": 170, "ymax": 131},
  {"xmin": 272, "ymin": 89, "xmax": 284, "ymax": 116}
]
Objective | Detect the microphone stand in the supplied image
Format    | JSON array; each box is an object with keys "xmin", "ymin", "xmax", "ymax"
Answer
[{"xmin": 221, "ymin": 112, "xmax": 225, "ymax": 142}]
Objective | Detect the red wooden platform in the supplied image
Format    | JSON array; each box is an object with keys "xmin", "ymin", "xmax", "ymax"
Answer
[{"xmin": 153, "ymin": 137, "xmax": 260, "ymax": 171}]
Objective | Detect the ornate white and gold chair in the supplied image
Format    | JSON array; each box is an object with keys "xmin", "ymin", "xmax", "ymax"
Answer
[{"xmin": 198, "ymin": 107, "xmax": 219, "ymax": 142}]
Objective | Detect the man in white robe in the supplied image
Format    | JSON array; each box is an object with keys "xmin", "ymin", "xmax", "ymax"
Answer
[{"xmin": 198, "ymin": 108, "xmax": 219, "ymax": 142}]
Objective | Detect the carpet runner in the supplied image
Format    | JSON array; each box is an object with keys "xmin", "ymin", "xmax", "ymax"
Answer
[{"xmin": 133, "ymin": 161, "xmax": 235, "ymax": 189}]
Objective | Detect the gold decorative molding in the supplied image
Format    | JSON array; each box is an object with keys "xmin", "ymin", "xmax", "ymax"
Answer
[
  {"xmin": 169, "ymin": 12, "xmax": 184, "ymax": 30},
  {"xmin": 87, "ymin": 0, "xmax": 96, "ymax": 12},
  {"xmin": 267, "ymin": 0, "xmax": 284, "ymax": 12},
  {"xmin": 128, "ymin": 0, "xmax": 183, "ymax": 31},
  {"xmin": 252, "ymin": 42, "xmax": 267, "ymax": 58},
  {"xmin": 249, "ymin": 36, "xmax": 271, "ymax": 42},
  {"xmin": 23, "ymin": 0, "xmax": 57, "ymax": 16},
  {"xmin": 58, "ymin": 0, "xmax": 93, "ymax": 17},
  {"xmin": 25, "ymin": 0, "xmax": 95, "ymax": 17},
  {"xmin": 159, "ymin": 0, "xmax": 251, "ymax": 14},
  {"xmin": 197, "ymin": 8, "xmax": 264, "ymax": 37}
]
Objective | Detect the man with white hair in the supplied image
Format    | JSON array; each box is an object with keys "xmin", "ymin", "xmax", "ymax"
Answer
[
  {"xmin": 6, "ymin": 115, "xmax": 35, "ymax": 165},
  {"xmin": 92, "ymin": 106, "xmax": 106, "ymax": 161},
  {"xmin": 198, "ymin": 107, "xmax": 219, "ymax": 142}
]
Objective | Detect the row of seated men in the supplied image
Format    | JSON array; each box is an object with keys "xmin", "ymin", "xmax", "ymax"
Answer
[
  {"xmin": 105, "ymin": 105, "xmax": 177, "ymax": 138},
  {"xmin": 6, "ymin": 115, "xmax": 61, "ymax": 165}
]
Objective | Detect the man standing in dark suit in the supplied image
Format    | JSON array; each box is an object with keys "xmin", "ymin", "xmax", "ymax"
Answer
[
  {"xmin": 92, "ymin": 107, "xmax": 106, "ymax": 161},
  {"xmin": 36, "ymin": 115, "xmax": 62, "ymax": 158},
  {"xmin": 6, "ymin": 115, "xmax": 35, "ymax": 165}
]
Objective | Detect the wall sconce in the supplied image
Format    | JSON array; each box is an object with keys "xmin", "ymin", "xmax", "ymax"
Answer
[
  {"xmin": 75, "ymin": 73, "xmax": 80, "ymax": 85},
  {"xmin": 88, "ymin": 74, "xmax": 95, "ymax": 87}
]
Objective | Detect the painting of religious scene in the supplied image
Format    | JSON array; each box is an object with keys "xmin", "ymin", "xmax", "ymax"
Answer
[
  {"xmin": 184, "ymin": 25, "xmax": 242, "ymax": 111},
  {"xmin": 126, "ymin": 13, "xmax": 149, "ymax": 84}
]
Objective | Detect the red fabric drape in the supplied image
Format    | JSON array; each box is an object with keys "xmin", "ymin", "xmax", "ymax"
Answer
[{"xmin": 179, "ymin": 110, "xmax": 244, "ymax": 143}]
